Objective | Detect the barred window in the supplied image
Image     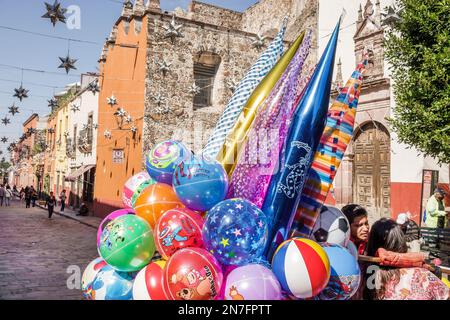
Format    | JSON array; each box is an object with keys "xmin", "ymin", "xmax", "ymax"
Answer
[{"xmin": 193, "ymin": 52, "xmax": 221, "ymax": 109}]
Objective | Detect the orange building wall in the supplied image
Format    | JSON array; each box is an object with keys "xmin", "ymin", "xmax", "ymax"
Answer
[{"xmin": 93, "ymin": 15, "xmax": 148, "ymax": 218}]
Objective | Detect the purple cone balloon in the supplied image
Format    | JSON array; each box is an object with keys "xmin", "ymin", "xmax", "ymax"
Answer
[
  {"xmin": 97, "ymin": 209, "xmax": 135, "ymax": 247},
  {"xmin": 224, "ymin": 264, "xmax": 282, "ymax": 300}
]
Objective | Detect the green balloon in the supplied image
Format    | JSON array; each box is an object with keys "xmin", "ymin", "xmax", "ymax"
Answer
[{"xmin": 98, "ymin": 215, "xmax": 155, "ymax": 272}]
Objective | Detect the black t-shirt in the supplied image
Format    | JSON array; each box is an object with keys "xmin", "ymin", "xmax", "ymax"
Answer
[{"xmin": 47, "ymin": 196, "xmax": 56, "ymax": 207}]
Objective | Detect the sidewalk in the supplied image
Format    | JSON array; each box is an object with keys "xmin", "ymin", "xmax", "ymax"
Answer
[{"xmin": 36, "ymin": 202, "xmax": 101, "ymax": 229}]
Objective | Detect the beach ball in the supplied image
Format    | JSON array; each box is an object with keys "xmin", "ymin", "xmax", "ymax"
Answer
[
  {"xmin": 90, "ymin": 264, "xmax": 136, "ymax": 300},
  {"xmin": 173, "ymin": 155, "xmax": 228, "ymax": 212},
  {"xmin": 97, "ymin": 209, "xmax": 135, "ymax": 247},
  {"xmin": 311, "ymin": 206, "xmax": 350, "ymax": 247},
  {"xmin": 272, "ymin": 238, "xmax": 330, "ymax": 299},
  {"xmin": 202, "ymin": 198, "xmax": 269, "ymax": 266},
  {"xmin": 316, "ymin": 243, "xmax": 361, "ymax": 300},
  {"xmin": 98, "ymin": 215, "xmax": 155, "ymax": 272},
  {"xmin": 163, "ymin": 248, "xmax": 223, "ymax": 300},
  {"xmin": 145, "ymin": 140, "xmax": 191, "ymax": 185},
  {"xmin": 122, "ymin": 171, "xmax": 155, "ymax": 208},
  {"xmin": 132, "ymin": 260, "xmax": 167, "ymax": 300},
  {"xmin": 134, "ymin": 183, "xmax": 184, "ymax": 229},
  {"xmin": 131, "ymin": 180, "xmax": 157, "ymax": 209},
  {"xmin": 346, "ymin": 240, "xmax": 359, "ymax": 259},
  {"xmin": 224, "ymin": 264, "xmax": 282, "ymax": 300},
  {"xmin": 155, "ymin": 208, "xmax": 204, "ymax": 260},
  {"xmin": 81, "ymin": 257, "xmax": 108, "ymax": 300}
]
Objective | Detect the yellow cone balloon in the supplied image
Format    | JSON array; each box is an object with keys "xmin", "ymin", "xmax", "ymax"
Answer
[{"xmin": 216, "ymin": 31, "xmax": 306, "ymax": 176}]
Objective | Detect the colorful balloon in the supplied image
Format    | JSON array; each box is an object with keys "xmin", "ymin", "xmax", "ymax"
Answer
[
  {"xmin": 346, "ymin": 240, "xmax": 359, "ymax": 259},
  {"xmin": 97, "ymin": 209, "xmax": 135, "ymax": 247},
  {"xmin": 155, "ymin": 208, "xmax": 204, "ymax": 260},
  {"xmin": 134, "ymin": 183, "xmax": 184, "ymax": 229},
  {"xmin": 90, "ymin": 264, "xmax": 135, "ymax": 300},
  {"xmin": 122, "ymin": 171, "xmax": 154, "ymax": 208},
  {"xmin": 173, "ymin": 155, "xmax": 228, "ymax": 212},
  {"xmin": 310, "ymin": 206, "xmax": 350, "ymax": 247},
  {"xmin": 224, "ymin": 264, "xmax": 282, "ymax": 300},
  {"xmin": 81, "ymin": 257, "xmax": 108, "ymax": 300},
  {"xmin": 163, "ymin": 248, "xmax": 223, "ymax": 300},
  {"xmin": 132, "ymin": 260, "xmax": 167, "ymax": 300},
  {"xmin": 98, "ymin": 215, "xmax": 155, "ymax": 272},
  {"xmin": 316, "ymin": 243, "xmax": 361, "ymax": 300},
  {"xmin": 272, "ymin": 238, "xmax": 330, "ymax": 299},
  {"xmin": 145, "ymin": 140, "xmax": 191, "ymax": 185},
  {"xmin": 202, "ymin": 198, "xmax": 269, "ymax": 266},
  {"xmin": 131, "ymin": 180, "xmax": 157, "ymax": 208}
]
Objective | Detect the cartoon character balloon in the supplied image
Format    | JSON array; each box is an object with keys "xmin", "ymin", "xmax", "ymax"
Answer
[
  {"xmin": 90, "ymin": 264, "xmax": 136, "ymax": 300},
  {"xmin": 81, "ymin": 257, "xmax": 108, "ymax": 300},
  {"xmin": 163, "ymin": 248, "xmax": 223, "ymax": 300},
  {"xmin": 145, "ymin": 140, "xmax": 191, "ymax": 185},
  {"xmin": 155, "ymin": 208, "xmax": 204, "ymax": 260},
  {"xmin": 97, "ymin": 209, "xmax": 135, "ymax": 247},
  {"xmin": 202, "ymin": 198, "xmax": 269, "ymax": 266}
]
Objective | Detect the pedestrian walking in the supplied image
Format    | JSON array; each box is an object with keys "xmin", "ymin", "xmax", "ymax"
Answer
[
  {"xmin": 0, "ymin": 184, "xmax": 5, "ymax": 206},
  {"xmin": 59, "ymin": 189, "xmax": 66, "ymax": 212},
  {"xmin": 4, "ymin": 185, "xmax": 12, "ymax": 207},
  {"xmin": 25, "ymin": 187, "xmax": 31, "ymax": 208},
  {"xmin": 30, "ymin": 187, "xmax": 38, "ymax": 207},
  {"xmin": 46, "ymin": 192, "xmax": 56, "ymax": 219}
]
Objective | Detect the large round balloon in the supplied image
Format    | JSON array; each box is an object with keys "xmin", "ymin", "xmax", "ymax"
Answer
[
  {"xmin": 134, "ymin": 183, "xmax": 184, "ymax": 229},
  {"xmin": 145, "ymin": 140, "xmax": 191, "ymax": 185},
  {"xmin": 132, "ymin": 260, "xmax": 167, "ymax": 300},
  {"xmin": 98, "ymin": 215, "xmax": 155, "ymax": 272},
  {"xmin": 163, "ymin": 248, "xmax": 223, "ymax": 300},
  {"xmin": 224, "ymin": 264, "xmax": 282, "ymax": 300},
  {"xmin": 311, "ymin": 206, "xmax": 350, "ymax": 247},
  {"xmin": 155, "ymin": 208, "xmax": 204, "ymax": 260},
  {"xmin": 202, "ymin": 198, "xmax": 269, "ymax": 266},
  {"xmin": 123, "ymin": 171, "xmax": 155, "ymax": 208},
  {"xmin": 81, "ymin": 257, "xmax": 108, "ymax": 300},
  {"xmin": 131, "ymin": 180, "xmax": 157, "ymax": 209},
  {"xmin": 272, "ymin": 238, "xmax": 330, "ymax": 299},
  {"xmin": 90, "ymin": 264, "xmax": 136, "ymax": 300},
  {"xmin": 173, "ymin": 155, "xmax": 228, "ymax": 212},
  {"xmin": 97, "ymin": 209, "xmax": 135, "ymax": 247},
  {"xmin": 316, "ymin": 243, "xmax": 361, "ymax": 300},
  {"xmin": 346, "ymin": 240, "xmax": 359, "ymax": 259}
]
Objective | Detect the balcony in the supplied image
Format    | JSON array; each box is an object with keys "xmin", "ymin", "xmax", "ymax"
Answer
[
  {"xmin": 78, "ymin": 128, "xmax": 93, "ymax": 154},
  {"xmin": 66, "ymin": 138, "xmax": 76, "ymax": 159}
]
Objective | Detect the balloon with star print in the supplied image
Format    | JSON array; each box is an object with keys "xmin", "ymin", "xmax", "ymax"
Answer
[{"xmin": 202, "ymin": 198, "xmax": 269, "ymax": 266}]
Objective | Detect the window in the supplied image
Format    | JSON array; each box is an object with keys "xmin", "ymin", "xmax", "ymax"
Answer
[
  {"xmin": 193, "ymin": 52, "xmax": 221, "ymax": 109},
  {"xmin": 73, "ymin": 125, "xmax": 77, "ymax": 152}
]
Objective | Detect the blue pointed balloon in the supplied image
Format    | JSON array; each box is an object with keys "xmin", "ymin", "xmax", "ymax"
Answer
[{"xmin": 262, "ymin": 19, "xmax": 342, "ymax": 261}]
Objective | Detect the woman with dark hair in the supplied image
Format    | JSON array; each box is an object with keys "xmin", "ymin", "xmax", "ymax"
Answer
[{"xmin": 363, "ymin": 218, "xmax": 448, "ymax": 300}]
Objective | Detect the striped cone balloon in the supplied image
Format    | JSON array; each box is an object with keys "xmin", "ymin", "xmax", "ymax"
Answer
[
  {"xmin": 202, "ymin": 18, "xmax": 287, "ymax": 159},
  {"xmin": 272, "ymin": 238, "xmax": 330, "ymax": 299},
  {"xmin": 291, "ymin": 55, "xmax": 369, "ymax": 237}
]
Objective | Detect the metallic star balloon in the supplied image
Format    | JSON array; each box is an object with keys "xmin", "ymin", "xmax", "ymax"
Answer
[
  {"xmin": 88, "ymin": 80, "xmax": 100, "ymax": 95},
  {"xmin": 163, "ymin": 14, "xmax": 183, "ymax": 42},
  {"xmin": 58, "ymin": 55, "xmax": 78, "ymax": 74},
  {"xmin": 1, "ymin": 137, "xmax": 8, "ymax": 143},
  {"xmin": 188, "ymin": 83, "xmax": 201, "ymax": 95},
  {"xmin": 42, "ymin": 0, "xmax": 67, "ymax": 27},
  {"xmin": 48, "ymin": 98, "xmax": 59, "ymax": 109},
  {"xmin": 252, "ymin": 34, "xmax": 266, "ymax": 49},
  {"xmin": 107, "ymin": 95, "xmax": 117, "ymax": 107},
  {"xmin": 13, "ymin": 85, "xmax": 29, "ymax": 101},
  {"xmin": 8, "ymin": 103, "xmax": 20, "ymax": 116},
  {"xmin": 2, "ymin": 117, "xmax": 10, "ymax": 126},
  {"xmin": 381, "ymin": 6, "xmax": 401, "ymax": 26}
]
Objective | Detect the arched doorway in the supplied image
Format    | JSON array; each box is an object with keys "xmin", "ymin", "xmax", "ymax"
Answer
[{"xmin": 353, "ymin": 121, "xmax": 391, "ymax": 223}]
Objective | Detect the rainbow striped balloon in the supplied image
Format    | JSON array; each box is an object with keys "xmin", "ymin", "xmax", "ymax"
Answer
[
  {"xmin": 291, "ymin": 56, "xmax": 369, "ymax": 237},
  {"xmin": 272, "ymin": 238, "xmax": 330, "ymax": 299}
]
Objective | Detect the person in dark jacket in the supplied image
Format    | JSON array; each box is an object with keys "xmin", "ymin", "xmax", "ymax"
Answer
[
  {"xmin": 396, "ymin": 212, "xmax": 422, "ymax": 252},
  {"xmin": 46, "ymin": 192, "xmax": 56, "ymax": 219}
]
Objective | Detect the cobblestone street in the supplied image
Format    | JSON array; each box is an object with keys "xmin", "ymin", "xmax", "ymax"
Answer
[{"xmin": 0, "ymin": 200, "xmax": 98, "ymax": 300}]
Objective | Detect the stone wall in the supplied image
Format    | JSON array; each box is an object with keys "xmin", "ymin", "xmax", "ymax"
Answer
[{"xmin": 186, "ymin": 1, "xmax": 243, "ymax": 29}]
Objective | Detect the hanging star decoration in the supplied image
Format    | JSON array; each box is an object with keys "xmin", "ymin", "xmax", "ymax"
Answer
[
  {"xmin": 9, "ymin": 103, "xmax": 20, "ymax": 116},
  {"xmin": 2, "ymin": 117, "xmax": 10, "ymax": 126},
  {"xmin": 157, "ymin": 59, "xmax": 172, "ymax": 76},
  {"xmin": 130, "ymin": 126, "xmax": 138, "ymax": 134},
  {"xmin": 381, "ymin": 6, "xmax": 401, "ymax": 26},
  {"xmin": 48, "ymin": 98, "xmax": 59, "ymax": 110},
  {"xmin": 13, "ymin": 85, "xmax": 29, "ymax": 101},
  {"xmin": 104, "ymin": 130, "xmax": 112, "ymax": 139},
  {"xmin": 93, "ymin": 123, "xmax": 99, "ymax": 130},
  {"xmin": 58, "ymin": 55, "xmax": 77, "ymax": 74},
  {"xmin": 1, "ymin": 137, "xmax": 8, "ymax": 144},
  {"xmin": 188, "ymin": 83, "xmax": 201, "ymax": 96},
  {"xmin": 42, "ymin": 0, "xmax": 67, "ymax": 26},
  {"xmin": 252, "ymin": 33, "xmax": 266, "ymax": 49},
  {"xmin": 27, "ymin": 128, "xmax": 36, "ymax": 135},
  {"xmin": 155, "ymin": 104, "xmax": 170, "ymax": 115},
  {"xmin": 124, "ymin": 114, "xmax": 133, "ymax": 124},
  {"xmin": 71, "ymin": 104, "xmax": 80, "ymax": 112},
  {"xmin": 107, "ymin": 95, "xmax": 117, "ymax": 107},
  {"xmin": 152, "ymin": 93, "xmax": 166, "ymax": 106},
  {"xmin": 88, "ymin": 80, "xmax": 100, "ymax": 95},
  {"xmin": 114, "ymin": 108, "xmax": 127, "ymax": 118},
  {"xmin": 226, "ymin": 78, "xmax": 239, "ymax": 93},
  {"xmin": 162, "ymin": 14, "xmax": 183, "ymax": 42}
]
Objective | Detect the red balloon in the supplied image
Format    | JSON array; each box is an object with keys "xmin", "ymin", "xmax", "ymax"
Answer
[
  {"xmin": 155, "ymin": 208, "xmax": 204, "ymax": 260},
  {"xmin": 163, "ymin": 248, "xmax": 223, "ymax": 300},
  {"xmin": 133, "ymin": 260, "xmax": 167, "ymax": 300}
]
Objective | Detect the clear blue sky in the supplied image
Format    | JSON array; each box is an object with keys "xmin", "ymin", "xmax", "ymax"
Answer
[{"xmin": 0, "ymin": 0, "xmax": 258, "ymax": 159}]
